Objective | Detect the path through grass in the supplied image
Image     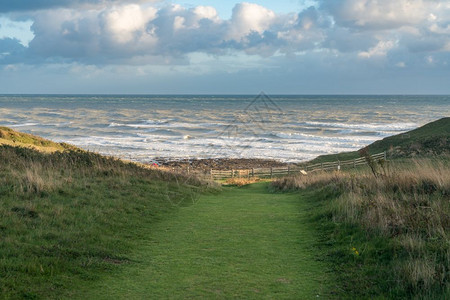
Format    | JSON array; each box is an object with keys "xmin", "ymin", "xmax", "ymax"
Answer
[{"xmin": 75, "ymin": 183, "xmax": 331, "ymax": 299}]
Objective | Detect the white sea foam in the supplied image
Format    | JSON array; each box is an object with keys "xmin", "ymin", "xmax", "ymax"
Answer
[
  {"xmin": 69, "ymin": 131, "xmax": 371, "ymax": 162},
  {"xmin": 301, "ymin": 121, "xmax": 417, "ymax": 132},
  {"xmin": 274, "ymin": 132, "xmax": 378, "ymax": 143},
  {"xmin": 8, "ymin": 122, "xmax": 39, "ymax": 127}
]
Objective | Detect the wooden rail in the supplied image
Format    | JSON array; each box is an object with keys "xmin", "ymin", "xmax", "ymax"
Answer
[{"xmin": 210, "ymin": 151, "xmax": 387, "ymax": 180}]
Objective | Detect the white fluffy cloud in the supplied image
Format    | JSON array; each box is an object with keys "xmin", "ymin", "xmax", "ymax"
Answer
[
  {"xmin": 25, "ymin": 5, "xmax": 160, "ymax": 62},
  {"xmin": 104, "ymin": 4, "xmax": 157, "ymax": 44},
  {"xmin": 228, "ymin": 3, "xmax": 276, "ymax": 40}
]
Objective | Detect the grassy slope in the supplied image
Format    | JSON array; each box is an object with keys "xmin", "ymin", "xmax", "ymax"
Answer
[
  {"xmin": 0, "ymin": 126, "xmax": 76, "ymax": 153},
  {"xmin": 272, "ymin": 157, "xmax": 450, "ymax": 299},
  {"xmin": 309, "ymin": 117, "xmax": 450, "ymax": 163},
  {"xmin": 301, "ymin": 187, "xmax": 405, "ymax": 299},
  {"xmin": 0, "ymin": 144, "xmax": 214, "ymax": 299},
  {"xmin": 74, "ymin": 183, "xmax": 333, "ymax": 299}
]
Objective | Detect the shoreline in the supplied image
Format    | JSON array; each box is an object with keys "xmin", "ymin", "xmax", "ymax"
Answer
[{"xmin": 156, "ymin": 157, "xmax": 290, "ymax": 172}]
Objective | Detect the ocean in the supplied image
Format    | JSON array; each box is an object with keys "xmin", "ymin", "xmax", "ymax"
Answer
[{"xmin": 0, "ymin": 94, "xmax": 449, "ymax": 163}]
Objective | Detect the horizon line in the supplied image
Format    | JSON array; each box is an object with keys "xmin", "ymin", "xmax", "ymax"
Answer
[{"xmin": 1, "ymin": 93, "xmax": 450, "ymax": 96}]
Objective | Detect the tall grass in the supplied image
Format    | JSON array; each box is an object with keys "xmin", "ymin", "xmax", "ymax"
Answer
[
  {"xmin": 271, "ymin": 156, "xmax": 450, "ymax": 298},
  {"xmin": 0, "ymin": 145, "xmax": 218, "ymax": 299}
]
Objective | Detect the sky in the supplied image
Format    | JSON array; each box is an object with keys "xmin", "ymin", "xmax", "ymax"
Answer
[{"xmin": 0, "ymin": 0, "xmax": 450, "ymax": 94}]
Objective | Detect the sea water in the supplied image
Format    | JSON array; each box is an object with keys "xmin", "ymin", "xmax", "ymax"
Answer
[{"xmin": 0, "ymin": 94, "xmax": 448, "ymax": 162}]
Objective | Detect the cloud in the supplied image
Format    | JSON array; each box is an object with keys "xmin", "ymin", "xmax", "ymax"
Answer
[
  {"xmin": 1, "ymin": 2, "xmax": 450, "ymax": 94},
  {"xmin": 22, "ymin": 4, "xmax": 164, "ymax": 64},
  {"xmin": 151, "ymin": 5, "xmax": 226, "ymax": 55},
  {"xmin": 0, "ymin": 37, "xmax": 26, "ymax": 63},
  {"xmin": 0, "ymin": 37, "xmax": 25, "ymax": 53},
  {"xmin": 317, "ymin": 0, "xmax": 450, "ymax": 64},
  {"xmin": 103, "ymin": 4, "xmax": 157, "ymax": 44},
  {"xmin": 3, "ymin": 3, "xmax": 312, "ymax": 64},
  {"xmin": 0, "ymin": 0, "xmax": 449, "ymax": 71},
  {"xmin": 0, "ymin": 0, "xmax": 158, "ymax": 13},
  {"xmin": 322, "ymin": 26, "xmax": 375, "ymax": 53},
  {"xmin": 276, "ymin": 6, "xmax": 330, "ymax": 53},
  {"xmin": 12, "ymin": 4, "xmax": 230, "ymax": 64},
  {"xmin": 358, "ymin": 40, "xmax": 397, "ymax": 58},
  {"xmin": 320, "ymin": 0, "xmax": 431, "ymax": 30},
  {"xmin": 227, "ymin": 3, "xmax": 276, "ymax": 40}
]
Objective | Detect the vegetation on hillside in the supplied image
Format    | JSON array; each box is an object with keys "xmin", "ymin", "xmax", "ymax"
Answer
[
  {"xmin": 0, "ymin": 143, "xmax": 217, "ymax": 299},
  {"xmin": 0, "ymin": 126, "xmax": 76, "ymax": 153},
  {"xmin": 308, "ymin": 117, "xmax": 449, "ymax": 164},
  {"xmin": 271, "ymin": 156, "xmax": 450, "ymax": 298}
]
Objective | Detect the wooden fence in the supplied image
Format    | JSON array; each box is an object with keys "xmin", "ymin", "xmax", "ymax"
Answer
[{"xmin": 210, "ymin": 151, "xmax": 387, "ymax": 180}]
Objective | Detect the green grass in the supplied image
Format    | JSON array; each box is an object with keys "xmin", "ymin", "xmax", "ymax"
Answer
[
  {"xmin": 300, "ymin": 186, "xmax": 406, "ymax": 299},
  {"xmin": 309, "ymin": 117, "xmax": 450, "ymax": 163},
  {"xmin": 73, "ymin": 183, "xmax": 333, "ymax": 299},
  {"xmin": 0, "ymin": 145, "xmax": 214, "ymax": 299}
]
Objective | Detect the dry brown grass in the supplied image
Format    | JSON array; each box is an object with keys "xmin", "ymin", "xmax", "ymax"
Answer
[
  {"xmin": 224, "ymin": 177, "xmax": 261, "ymax": 186},
  {"xmin": 0, "ymin": 145, "xmax": 218, "ymax": 197},
  {"xmin": 272, "ymin": 157, "xmax": 450, "ymax": 293},
  {"xmin": 0, "ymin": 126, "xmax": 71, "ymax": 153},
  {"xmin": 272, "ymin": 170, "xmax": 349, "ymax": 190}
]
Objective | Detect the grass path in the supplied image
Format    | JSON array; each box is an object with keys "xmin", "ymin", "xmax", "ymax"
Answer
[{"xmin": 75, "ymin": 183, "xmax": 331, "ymax": 299}]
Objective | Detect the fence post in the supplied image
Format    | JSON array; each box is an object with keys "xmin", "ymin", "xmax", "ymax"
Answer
[
  {"xmin": 270, "ymin": 167, "xmax": 273, "ymax": 178},
  {"xmin": 321, "ymin": 163, "xmax": 323, "ymax": 170},
  {"xmin": 232, "ymin": 169, "xmax": 234, "ymax": 178},
  {"xmin": 384, "ymin": 151, "xmax": 387, "ymax": 161},
  {"xmin": 287, "ymin": 165, "xmax": 290, "ymax": 175},
  {"xmin": 210, "ymin": 169, "xmax": 213, "ymax": 180},
  {"xmin": 251, "ymin": 168, "xmax": 254, "ymax": 177},
  {"xmin": 353, "ymin": 159, "xmax": 356, "ymax": 168}
]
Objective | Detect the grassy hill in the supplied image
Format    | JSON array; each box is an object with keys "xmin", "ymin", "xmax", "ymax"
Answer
[
  {"xmin": 309, "ymin": 117, "xmax": 450, "ymax": 164},
  {"xmin": 0, "ymin": 126, "xmax": 76, "ymax": 152},
  {"xmin": 0, "ymin": 129, "xmax": 217, "ymax": 299}
]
